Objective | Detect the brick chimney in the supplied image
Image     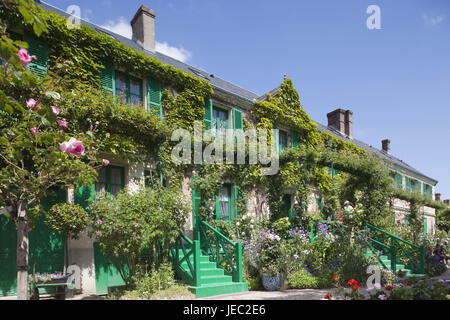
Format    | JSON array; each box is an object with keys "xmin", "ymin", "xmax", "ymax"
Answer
[
  {"xmin": 131, "ymin": 5, "xmax": 156, "ymax": 52},
  {"xmin": 382, "ymin": 139, "xmax": 390, "ymax": 154},
  {"xmin": 327, "ymin": 108, "xmax": 353, "ymax": 138},
  {"xmin": 435, "ymin": 193, "xmax": 441, "ymax": 202}
]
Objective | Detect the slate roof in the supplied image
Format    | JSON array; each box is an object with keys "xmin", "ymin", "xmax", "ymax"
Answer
[{"xmin": 37, "ymin": 1, "xmax": 437, "ymax": 185}]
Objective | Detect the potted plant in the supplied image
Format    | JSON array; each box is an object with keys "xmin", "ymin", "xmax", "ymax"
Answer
[{"xmin": 245, "ymin": 228, "xmax": 286, "ymax": 291}]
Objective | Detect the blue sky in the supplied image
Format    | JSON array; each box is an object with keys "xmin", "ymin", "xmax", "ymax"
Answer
[{"xmin": 43, "ymin": 0, "xmax": 450, "ymax": 199}]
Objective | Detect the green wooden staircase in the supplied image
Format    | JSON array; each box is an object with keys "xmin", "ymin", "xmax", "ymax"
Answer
[
  {"xmin": 169, "ymin": 221, "xmax": 248, "ymax": 298},
  {"xmin": 363, "ymin": 222, "xmax": 426, "ymax": 281}
]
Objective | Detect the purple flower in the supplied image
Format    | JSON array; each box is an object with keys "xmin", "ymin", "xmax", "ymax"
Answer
[
  {"xmin": 97, "ymin": 219, "xmax": 103, "ymax": 225},
  {"xmin": 96, "ymin": 231, "xmax": 101, "ymax": 237}
]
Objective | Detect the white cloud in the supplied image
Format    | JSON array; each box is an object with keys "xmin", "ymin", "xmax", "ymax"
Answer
[
  {"xmin": 101, "ymin": 17, "xmax": 132, "ymax": 38},
  {"xmin": 155, "ymin": 42, "xmax": 192, "ymax": 62},
  {"xmin": 100, "ymin": 17, "xmax": 192, "ymax": 62},
  {"xmin": 423, "ymin": 13, "xmax": 446, "ymax": 25}
]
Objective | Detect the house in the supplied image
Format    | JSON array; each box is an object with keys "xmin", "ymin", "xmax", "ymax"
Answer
[{"xmin": 0, "ymin": 1, "xmax": 440, "ymax": 297}]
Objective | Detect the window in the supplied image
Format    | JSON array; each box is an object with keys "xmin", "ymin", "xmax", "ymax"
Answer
[
  {"xmin": 279, "ymin": 130, "xmax": 287, "ymax": 152},
  {"xmin": 215, "ymin": 185, "xmax": 231, "ymax": 222},
  {"xmin": 212, "ymin": 107, "xmax": 228, "ymax": 137},
  {"xmin": 114, "ymin": 71, "xmax": 143, "ymax": 107},
  {"xmin": 96, "ymin": 165, "xmax": 125, "ymax": 197}
]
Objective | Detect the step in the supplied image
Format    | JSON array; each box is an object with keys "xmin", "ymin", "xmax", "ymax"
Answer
[
  {"xmin": 177, "ymin": 252, "xmax": 211, "ymax": 263},
  {"xmin": 199, "ymin": 268, "xmax": 225, "ymax": 276},
  {"xmin": 199, "ymin": 274, "xmax": 233, "ymax": 285},
  {"xmin": 189, "ymin": 282, "xmax": 249, "ymax": 298},
  {"xmin": 181, "ymin": 261, "xmax": 217, "ymax": 270}
]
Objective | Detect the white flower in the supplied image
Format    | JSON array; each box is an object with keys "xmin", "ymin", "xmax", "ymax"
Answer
[
  {"xmin": 250, "ymin": 219, "xmax": 255, "ymax": 224},
  {"xmin": 236, "ymin": 222, "xmax": 240, "ymax": 226}
]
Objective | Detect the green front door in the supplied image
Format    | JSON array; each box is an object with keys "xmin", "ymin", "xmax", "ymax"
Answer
[
  {"xmin": 93, "ymin": 243, "xmax": 126, "ymax": 295},
  {"xmin": 0, "ymin": 215, "xmax": 17, "ymax": 296},
  {"xmin": 0, "ymin": 188, "xmax": 66, "ymax": 297}
]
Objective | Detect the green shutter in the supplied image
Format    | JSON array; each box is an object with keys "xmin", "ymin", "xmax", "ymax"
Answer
[
  {"xmin": 204, "ymin": 98, "xmax": 213, "ymax": 130},
  {"xmin": 233, "ymin": 108, "xmax": 243, "ymax": 131},
  {"xmin": 147, "ymin": 77, "xmax": 162, "ymax": 120},
  {"xmin": 406, "ymin": 177, "xmax": 411, "ymax": 192},
  {"xmin": 424, "ymin": 218, "xmax": 428, "ymax": 235},
  {"xmin": 23, "ymin": 33, "xmax": 48, "ymax": 78},
  {"xmin": 416, "ymin": 181, "xmax": 421, "ymax": 194},
  {"xmin": 429, "ymin": 185, "xmax": 433, "ymax": 199},
  {"xmin": 405, "ymin": 214, "xmax": 408, "ymax": 226},
  {"xmin": 423, "ymin": 183, "xmax": 427, "ymax": 196},
  {"xmin": 100, "ymin": 64, "xmax": 115, "ymax": 95},
  {"xmin": 397, "ymin": 173, "xmax": 403, "ymax": 190},
  {"xmin": 290, "ymin": 131, "xmax": 299, "ymax": 149}
]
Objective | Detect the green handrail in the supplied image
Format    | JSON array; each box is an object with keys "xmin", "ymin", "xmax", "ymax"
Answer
[
  {"xmin": 200, "ymin": 221, "xmax": 243, "ymax": 283},
  {"xmin": 364, "ymin": 222, "xmax": 424, "ymax": 274},
  {"xmin": 169, "ymin": 233, "xmax": 200, "ymax": 286}
]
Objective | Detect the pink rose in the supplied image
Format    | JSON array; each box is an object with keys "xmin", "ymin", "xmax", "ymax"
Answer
[
  {"xmin": 51, "ymin": 106, "xmax": 60, "ymax": 116},
  {"xmin": 26, "ymin": 98, "xmax": 37, "ymax": 109},
  {"xmin": 66, "ymin": 139, "xmax": 85, "ymax": 157},
  {"xmin": 18, "ymin": 48, "xmax": 32, "ymax": 67},
  {"xmin": 57, "ymin": 119, "xmax": 68, "ymax": 128},
  {"xmin": 27, "ymin": 227, "xmax": 33, "ymax": 233},
  {"xmin": 37, "ymin": 172, "xmax": 42, "ymax": 177},
  {"xmin": 60, "ymin": 137, "xmax": 85, "ymax": 157},
  {"xmin": 26, "ymin": 98, "xmax": 41, "ymax": 111},
  {"xmin": 102, "ymin": 159, "xmax": 110, "ymax": 166},
  {"xmin": 30, "ymin": 127, "xmax": 39, "ymax": 135}
]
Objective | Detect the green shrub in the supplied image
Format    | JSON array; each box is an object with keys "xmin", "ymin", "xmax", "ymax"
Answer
[
  {"xmin": 128, "ymin": 262, "xmax": 176, "ymax": 299},
  {"xmin": 287, "ymin": 269, "xmax": 330, "ymax": 289}
]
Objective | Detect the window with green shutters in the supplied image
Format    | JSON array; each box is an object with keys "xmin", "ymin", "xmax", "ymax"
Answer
[
  {"xmin": 147, "ymin": 77, "xmax": 162, "ymax": 119},
  {"xmin": 23, "ymin": 34, "xmax": 48, "ymax": 78},
  {"xmin": 114, "ymin": 71, "xmax": 143, "ymax": 107}
]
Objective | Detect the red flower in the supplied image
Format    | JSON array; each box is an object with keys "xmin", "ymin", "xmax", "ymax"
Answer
[
  {"xmin": 332, "ymin": 275, "xmax": 338, "ymax": 281},
  {"xmin": 397, "ymin": 270, "xmax": 405, "ymax": 278},
  {"xmin": 324, "ymin": 293, "xmax": 332, "ymax": 300},
  {"xmin": 402, "ymin": 280, "xmax": 409, "ymax": 286},
  {"xmin": 385, "ymin": 285, "xmax": 393, "ymax": 291},
  {"xmin": 347, "ymin": 279, "xmax": 358, "ymax": 286},
  {"xmin": 352, "ymin": 284, "xmax": 359, "ymax": 290}
]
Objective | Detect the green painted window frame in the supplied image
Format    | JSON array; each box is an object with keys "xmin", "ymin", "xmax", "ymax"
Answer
[
  {"xmin": 114, "ymin": 71, "xmax": 143, "ymax": 107},
  {"xmin": 96, "ymin": 165, "xmax": 125, "ymax": 198},
  {"xmin": 278, "ymin": 129, "xmax": 288, "ymax": 152},
  {"xmin": 212, "ymin": 106, "xmax": 229, "ymax": 137},
  {"xmin": 215, "ymin": 184, "xmax": 232, "ymax": 222}
]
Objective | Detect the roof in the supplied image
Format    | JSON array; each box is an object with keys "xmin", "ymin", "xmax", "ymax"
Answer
[
  {"xmin": 38, "ymin": 1, "xmax": 260, "ymax": 103},
  {"xmin": 315, "ymin": 123, "xmax": 438, "ymax": 185},
  {"xmin": 37, "ymin": 1, "xmax": 437, "ymax": 185}
]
